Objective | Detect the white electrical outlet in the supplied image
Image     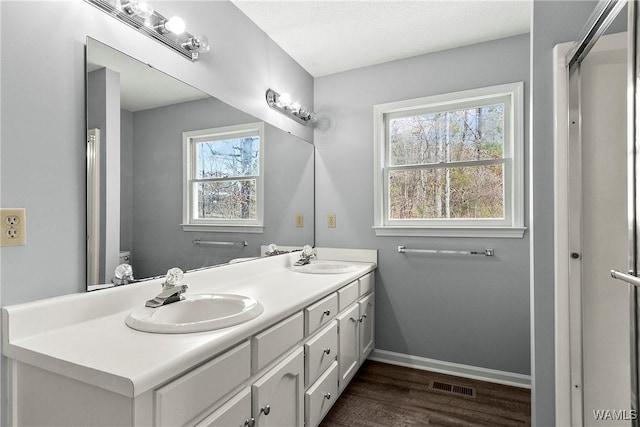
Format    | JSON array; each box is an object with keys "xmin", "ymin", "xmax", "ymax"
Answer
[{"xmin": 1, "ymin": 208, "xmax": 26, "ymax": 246}]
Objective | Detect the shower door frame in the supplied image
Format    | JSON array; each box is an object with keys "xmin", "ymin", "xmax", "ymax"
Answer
[{"xmin": 554, "ymin": 0, "xmax": 636, "ymax": 425}]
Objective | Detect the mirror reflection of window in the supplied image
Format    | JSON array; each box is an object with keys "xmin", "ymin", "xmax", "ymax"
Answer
[{"xmin": 185, "ymin": 123, "xmax": 264, "ymax": 224}]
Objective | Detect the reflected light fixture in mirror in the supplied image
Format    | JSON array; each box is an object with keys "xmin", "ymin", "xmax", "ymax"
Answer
[
  {"xmin": 84, "ymin": 0, "xmax": 210, "ymax": 60},
  {"xmin": 266, "ymin": 88, "xmax": 318, "ymax": 126}
]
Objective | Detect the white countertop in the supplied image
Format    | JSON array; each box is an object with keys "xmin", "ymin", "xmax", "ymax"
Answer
[{"xmin": 2, "ymin": 249, "xmax": 376, "ymax": 398}]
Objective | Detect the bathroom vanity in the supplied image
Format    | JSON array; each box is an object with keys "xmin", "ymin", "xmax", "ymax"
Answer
[{"xmin": 2, "ymin": 248, "xmax": 376, "ymax": 427}]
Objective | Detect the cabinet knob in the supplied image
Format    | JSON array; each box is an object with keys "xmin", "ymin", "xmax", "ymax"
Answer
[
  {"xmin": 350, "ymin": 317, "xmax": 358, "ymax": 322},
  {"xmin": 323, "ymin": 392, "xmax": 332, "ymax": 400},
  {"xmin": 358, "ymin": 314, "xmax": 366, "ymax": 322},
  {"xmin": 260, "ymin": 405, "xmax": 271, "ymax": 416},
  {"xmin": 323, "ymin": 347, "xmax": 331, "ymax": 355},
  {"xmin": 323, "ymin": 309, "xmax": 331, "ymax": 316},
  {"xmin": 244, "ymin": 418, "xmax": 256, "ymax": 427}
]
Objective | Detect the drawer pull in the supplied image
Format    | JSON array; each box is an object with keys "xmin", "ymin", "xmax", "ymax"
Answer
[
  {"xmin": 349, "ymin": 317, "xmax": 358, "ymax": 322},
  {"xmin": 323, "ymin": 348, "xmax": 331, "ymax": 355},
  {"xmin": 323, "ymin": 392, "xmax": 332, "ymax": 400},
  {"xmin": 244, "ymin": 418, "xmax": 256, "ymax": 427},
  {"xmin": 261, "ymin": 405, "xmax": 271, "ymax": 416},
  {"xmin": 323, "ymin": 310, "xmax": 331, "ymax": 316}
]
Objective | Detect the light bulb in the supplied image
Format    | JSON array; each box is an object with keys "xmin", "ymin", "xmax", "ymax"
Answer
[
  {"xmin": 278, "ymin": 92, "xmax": 293, "ymax": 108},
  {"xmin": 182, "ymin": 35, "xmax": 211, "ymax": 54},
  {"xmin": 196, "ymin": 36, "xmax": 211, "ymax": 53},
  {"xmin": 122, "ymin": 0, "xmax": 154, "ymax": 19},
  {"xmin": 164, "ymin": 16, "xmax": 185, "ymax": 35}
]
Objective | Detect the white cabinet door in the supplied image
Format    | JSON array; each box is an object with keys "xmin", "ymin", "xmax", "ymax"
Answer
[
  {"xmin": 196, "ymin": 387, "xmax": 252, "ymax": 427},
  {"xmin": 252, "ymin": 347, "xmax": 304, "ymax": 427},
  {"xmin": 359, "ymin": 293, "xmax": 375, "ymax": 364},
  {"xmin": 337, "ymin": 303, "xmax": 359, "ymax": 393}
]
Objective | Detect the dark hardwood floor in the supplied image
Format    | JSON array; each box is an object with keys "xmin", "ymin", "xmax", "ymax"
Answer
[{"xmin": 320, "ymin": 361, "xmax": 531, "ymax": 427}]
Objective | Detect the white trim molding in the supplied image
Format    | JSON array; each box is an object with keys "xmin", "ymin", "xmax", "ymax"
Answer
[{"xmin": 369, "ymin": 349, "xmax": 531, "ymax": 389}]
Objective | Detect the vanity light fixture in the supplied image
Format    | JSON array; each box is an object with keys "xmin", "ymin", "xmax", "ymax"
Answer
[
  {"xmin": 266, "ymin": 88, "xmax": 318, "ymax": 126},
  {"xmin": 85, "ymin": 0, "xmax": 211, "ymax": 60}
]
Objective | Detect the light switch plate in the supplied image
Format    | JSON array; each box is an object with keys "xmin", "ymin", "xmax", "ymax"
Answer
[{"xmin": 1, "ymin": 208, "xmax": 26, "ymax": 246}]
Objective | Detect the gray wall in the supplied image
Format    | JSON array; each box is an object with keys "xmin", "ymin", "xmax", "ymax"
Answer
[
  {"xmin": 130, "ymin": 97, "xmax": 314, "ymax": 278},
  {"xmin": 314, "ymin": 34, "xmax": 531, "ymax": 375}
]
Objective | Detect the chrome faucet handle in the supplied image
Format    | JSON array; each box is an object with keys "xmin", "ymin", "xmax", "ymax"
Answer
[
  {"xmin": 163, "ymin": 267, "xmax": 184, "ymax": 290},
  {"xmin": 112, "ymin": 263, "xmax": 134, "ymax": 286},
  {"xmin": 294, "ymin": 245, "xmax": 316, "ymax": 266}
]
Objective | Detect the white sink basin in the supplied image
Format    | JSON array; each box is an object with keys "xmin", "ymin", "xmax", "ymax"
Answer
[
  {"xmin": 125, "ymin": 293, "xmax": 263, "ymax": 333},
  {"xmin": 292, "ymin": 261, "xmax": 358, "ymax": 274}
]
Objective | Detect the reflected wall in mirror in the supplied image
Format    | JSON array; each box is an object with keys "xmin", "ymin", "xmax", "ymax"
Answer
[{"xmin": 86, "ymin": 37, "xmax": 315, "ymax": 290}]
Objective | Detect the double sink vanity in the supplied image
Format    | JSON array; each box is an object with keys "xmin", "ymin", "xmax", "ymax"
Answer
[{"xmin": 2, "ymin": 248, "xmax": 377, "ymax": 426}]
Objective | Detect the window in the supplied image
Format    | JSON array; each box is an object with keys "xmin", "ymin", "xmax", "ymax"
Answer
[
  {"xmin": 373, "ymin": 82, "xmax": 525, "ymax": 238},
  {"xmin": 182, "ymin": 122, "xmax": 264, "ymax": 232}
]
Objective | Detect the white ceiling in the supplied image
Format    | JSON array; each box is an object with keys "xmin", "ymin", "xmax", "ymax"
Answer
[{"xmin": 232, "ymin": 0, "xmax": 532, "ymax": 77}]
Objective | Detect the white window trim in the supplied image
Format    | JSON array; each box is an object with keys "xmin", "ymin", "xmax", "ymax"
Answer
[
  {"xmin": 181, "ymin": 122, "xmax": 265, "ymax": 233},
  {"xmin": 373, "ymin": 82, "xmax": 526, "ymax": 238}
]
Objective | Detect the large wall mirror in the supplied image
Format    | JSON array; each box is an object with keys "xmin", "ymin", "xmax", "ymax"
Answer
[{"xmin": 86, "ymin": 37, "xmax": 315, "ymax": 290}]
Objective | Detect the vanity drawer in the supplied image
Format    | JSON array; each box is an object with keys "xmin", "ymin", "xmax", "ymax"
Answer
[
  {"xmin": 359, "ymin": 272, "xmax": 374, "ymax": 296},
  {"xmin": 338, "ymin": 281, "xmax": 359, "ymax": 311},
  {"xmin": 305, "ymin": 292, "xmax": 338, "ymax": 336},
  {"xmin": 305, "ymin": 361, "xmax": 338, "ymax": 427},
  {"xmin": 155, "ymin": 341, "xmax": 251, "ymax": 427},
  {"xmin": 252, "ymin": 311, "xmax": 304, "ymax": 372},
  {"xmin": 304, "ymin": 321, "xmax": 338, "ymax": 387}
]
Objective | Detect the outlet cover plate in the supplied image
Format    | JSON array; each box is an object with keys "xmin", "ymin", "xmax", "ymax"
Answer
[{"xmin": 1, "ymin": 208, "xmax": 26, "ymax": 246}]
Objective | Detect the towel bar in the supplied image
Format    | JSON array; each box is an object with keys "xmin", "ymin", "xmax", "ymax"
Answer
[
  {"xmin": 398, "ymin": 246, "xmax": 494, "ymax": 257},
  {"xmin": 193, "ymin": 239, "xmax": 248, "ymax": 247}
]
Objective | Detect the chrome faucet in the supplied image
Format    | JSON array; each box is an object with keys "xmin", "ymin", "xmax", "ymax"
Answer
[
  {"xmin": 294, "ymin": 245, "xmax": 316, "ymax": 266},
  {"xmin": 264, "ymin": 243, "xmax": 289, "ymax": 256},
  {"xmin": 145, "ymin": 268, "xmax": 189, "ymax": 308}
]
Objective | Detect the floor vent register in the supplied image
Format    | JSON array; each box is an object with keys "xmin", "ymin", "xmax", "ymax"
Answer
[{"xmin": 429, "ymin": 380, "xmax": 476, "ymax": 398}]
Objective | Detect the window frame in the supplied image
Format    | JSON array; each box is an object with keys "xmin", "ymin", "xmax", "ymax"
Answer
[
  {"xmin": 373, "ymin": 82, "xmax": 526, "ymax": 238},
  {"xmin": 181, "ymin": 122, "xmax": 265, "ymax": 233}
]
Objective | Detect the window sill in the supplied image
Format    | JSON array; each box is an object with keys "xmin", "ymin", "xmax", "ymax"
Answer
[
  {"xmin": 181, "ymin": 224, "xmax": 264, "ymax": 234},
  {"xmin": 373, "ymin": 226, "xmax": 527, "ymax": 238}
]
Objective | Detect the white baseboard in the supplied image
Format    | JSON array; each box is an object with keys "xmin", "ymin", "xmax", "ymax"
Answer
[{"xmin": 368, "ymin": 349, "xmax": 531, "ymax": 389}]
